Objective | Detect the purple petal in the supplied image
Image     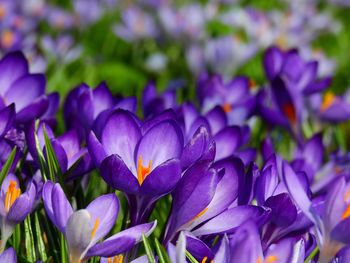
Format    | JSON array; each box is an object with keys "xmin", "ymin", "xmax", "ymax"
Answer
[
  {"xmin": 93, "ymin": 82, "xmax": 115, "ymax": 118},
  {"xmin": 205, "ymin": 106, "xmax": 227, "ymax": 134},
  {"xmin": 42, "ymin": 181, "xmax": 73, "ymax": 232},
  {"xmin": 86, "ymin": 194, "xmax": 119, "ymax": 244},
  {"xmin": 214, "ymin": 126, "xmax": 241, "ymax": 160},
  {"xmin": 0, "ymin": 51, "xmax": 28, "ymax": 96},
  {"xmin": 87, "ymin": 131, "xmax": 107, "ymax": 167},
  {"xmin": 263, "ymin": 46, "xmax": 284, "ymax": 80},
  {"xmin": 102, "ymin": 109, "xmax": 141, "ymax": 173},
  {"xmin": 99, "ymin": 155, "xmax": 140, "ymax": 194},
  {"xmin": 87, "ymin": 221, "xmax": 157, "ymax": 258},
  {"xmin": 0, "ymin": 104, "xmax": 15, "ymax": 137},
  {"xmin": 5, "ymin": 74, "xmax": 45, "ymax": 111},
  {"xmin": 136, "ymin": 120, "xmax": 183, "ymax": 169},
  {"xmin": 192, "ymin": 205, "xmax": 269, "ymax": 236},
  {"xmin": 16, "ymin": 95, "xmax": 49, "ymax": 123},
  {"xmin": 140, "ymin": 159, "xmax": 181, "ymax": 197},
  {"xmin": 0, "ymin": 247, "xmax": 17, "ymax": 262}
]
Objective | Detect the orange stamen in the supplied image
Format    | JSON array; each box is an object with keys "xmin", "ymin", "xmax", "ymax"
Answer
[
  {"xmin": 266, "ymin": 255, "xmax": 278, "ymax": 263},
  {"xmin": 321, "ymin": 92, "xmax": 336, "ymax": 112},
  {"xmin": 137, "ymin": 156, "xmax": 152, "ymax": 185},
  {"xmin": 222, "ymin": 103, "xmax": 232, "ymax": 113},
  {"xmin": 90, "ymin": 219, "xmax": 99, "ymax": 240},
  {"xmin": 4, "ymin": 180, "xmax": 21, "ymax": 212},
  {"xmin": 190, "ymin": 207, "xmax": 208, "ymax": 223},
  {"xmin": 201, "ymin": 257, "xmax": 208, "ymax": 263},
  {"xmin": 282, "ymin": 103, "xmax": 297, "ymax": 123},
  {"xmin": 107, "ymin": 255, "xmax": 123, "ymax": 263},
  {"xmin": 341, "ymin": 204, "xmax": 350, "ymax": 220},
  {"xmin": 256, "ymin": 256, "xmax": 262, "ymax": 263},
  {"xmin": 1, "ymin": 30, "xmax": 15, "ymax": 49},
  {"xmin": 249, "ymin": 79, "xmax": 257, "ymax": 90}
]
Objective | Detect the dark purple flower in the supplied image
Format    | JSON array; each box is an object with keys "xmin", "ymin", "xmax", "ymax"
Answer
[{"xmin": 88, "ymin": 109, "xmax": 183, "ymax": 224}]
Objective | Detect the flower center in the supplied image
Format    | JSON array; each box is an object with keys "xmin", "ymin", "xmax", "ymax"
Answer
[
  {"xmin": 107, "ymin": 255, "xmax": 123, "ymax": 263},
  {"xmin": 266, "ymin": 255, "xmax": 278, "ymax": 263},
  {"xmin": 249, "ymin": 79, "xmax": 257, "ymax": 90},
  {"xmin": 321, "ymin": 91, "xmax": 336, "ymax": 112},
  {"xmin": 4, "ymin": 180, "xmax": 21, "ymax": 212},
  {"xmin": 137, "ymin": 155, "xmax": 152, "ymax": 185},
  {"xmin": 282, "ymin": 103, "xmax": 296, "ymax": 123},
  {"xmin": 222, "ymin": 103, "xmax": 232, "ymax": 113},
  {"xmin": 90, "ymin": 218, "xmax": 99, "ymax": 240}
]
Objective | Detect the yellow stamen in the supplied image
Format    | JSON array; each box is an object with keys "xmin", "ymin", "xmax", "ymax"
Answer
[
  {"xmin": 201, "ymin": 256, "xmax": 208, "ymax": 263},
  {"xmin": 321, "ymin": 92, "xmax": 336, "ymax": 112},
  {"xmin": 282, "ymin": 103, "xmax": 297, "ymax": 123},
  {"xmin": 222, "ymin": 103, "xmax": 232, "ymax": 113},
  {"xmin": 189, "ymin": 207, "xmax": 208, "ymax": 223},
  {"xmin": 1, "ymin": 30, "xmax": 15, "ymax": 49},
  {"xmin": 90, "ymin": 218, "xmax": 99, "ymax": 240},
  {"xmin": 137, "ymin": 156, "xmax": 152, "ymax": 185},
  {"xmin": 107, "ymin": 255, "xmax": 123, "ymax": 263},
  {"xmin": 266, "ymin": 255, "xmax": 278, "ymax": 263},
  {"xmin": 342, "ymin": 204, "xmax": 350, "ymax": 220},
  {"xmin": 4, "ymin": 180, "xmax": 21, "ymax": 212},
  {"xmin": 256, "ymin": 256, "xmax": 262, "ymax": 263}
]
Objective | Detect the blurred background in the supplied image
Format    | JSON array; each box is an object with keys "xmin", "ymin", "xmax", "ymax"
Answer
[{"xmin": 1, "ymin": 0, "xmax": 350, "ymax": 98}]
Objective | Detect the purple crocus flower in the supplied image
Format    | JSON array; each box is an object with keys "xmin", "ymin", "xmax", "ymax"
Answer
[
  {"xmin": 197, "ymin": 73, "xmax": 257, "ymax": 125},
  {"xmin": 0, "ymin": 51, "xmax": 49, "ymax": 123},
  {"xmin": 259, "ymin": 46, "xmax": 332, "ymax": 140},
  {"xmin": 42, "ymin": 181, "xmax": 156, "ymax": 262},
  {"xmin": 0, "ymin": 173, "xmax": 36, "ymax": 251},
  {"xmin": 283, "ymin": 161, "xmax": 350, "ymax": 262},
  {"xmin": 164, "ymin": 158, "xmax": 270, "ymax": 244},
  {"xmin": 88, "ymin": 109, "xmax": 183, "ymax": 225}
]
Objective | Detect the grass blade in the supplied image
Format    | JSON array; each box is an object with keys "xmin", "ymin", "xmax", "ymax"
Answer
[
  {"xmin": 0, "ymin": 146, "xmax": 17, "ymax": 185},
  {"xmin": 142, "ymin": 234, "xmax": 156, "ymax": 263}
]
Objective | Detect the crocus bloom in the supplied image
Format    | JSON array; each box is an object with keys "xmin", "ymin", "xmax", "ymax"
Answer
[
  {"xmin": 0, "ymin": 173, "xmax": 36, "ymax": 251},
  {"xmin": 42, "ymin": 181, "xmax": 156, "ymax": 262},
  {"xmin": 283, "ymin": 161, "xmax": 350, "ymax": 263},
  {"xmin": 88, "ymin": 109, "xmax": 183, "ymax": 225},
  {"xmin": 197, "ymin": 74, "xmax": 257, "ymax": 125},
  {"xmin": 259, "ymin": 46, "xmax": 332, "ymax": 140}
]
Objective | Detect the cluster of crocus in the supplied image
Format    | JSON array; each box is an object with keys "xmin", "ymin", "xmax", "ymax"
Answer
[{"xmin": 2, "ymin": 42, "xmax": 350, "ymax": 263}]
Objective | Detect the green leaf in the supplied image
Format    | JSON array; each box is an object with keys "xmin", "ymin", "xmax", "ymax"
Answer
[
  {"xmin": 0, "ymin": 146, "xmax": 17, "ymax": 185},
  {"xmin": 34, "ymin": 213, "xmax": 47, "ymax": 261},
  {"xmin": 304, "ymin": 246, "xmax": 319, "ymax": 263},
  {"xmin": 12, "ymin": 224, "xmax": 21, "ymax": 252},
  {"xmin": 43, "ymin": 124, "xmax": 62, "ymax": 183},
  {"xmin": 154, "ymin": 238, "xmax": 171, "ymax": 263},
  {"xmin": 60, "ymin": 233, "xmax": 68, "ymax": 263},
  {"xmin": 34, "ymin": 120, "xmax": 49, "ymax": 181},
  {"xmin": 142, "ymin": 234, "xmax": 156, "ymax": 263},
  {"xmin": 186, "ymin": 250, "xmax": 199, "ymax": 263},
  {"xmin": 24, "ymin": 216, "xmax": 36, "ymax": 262}
]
